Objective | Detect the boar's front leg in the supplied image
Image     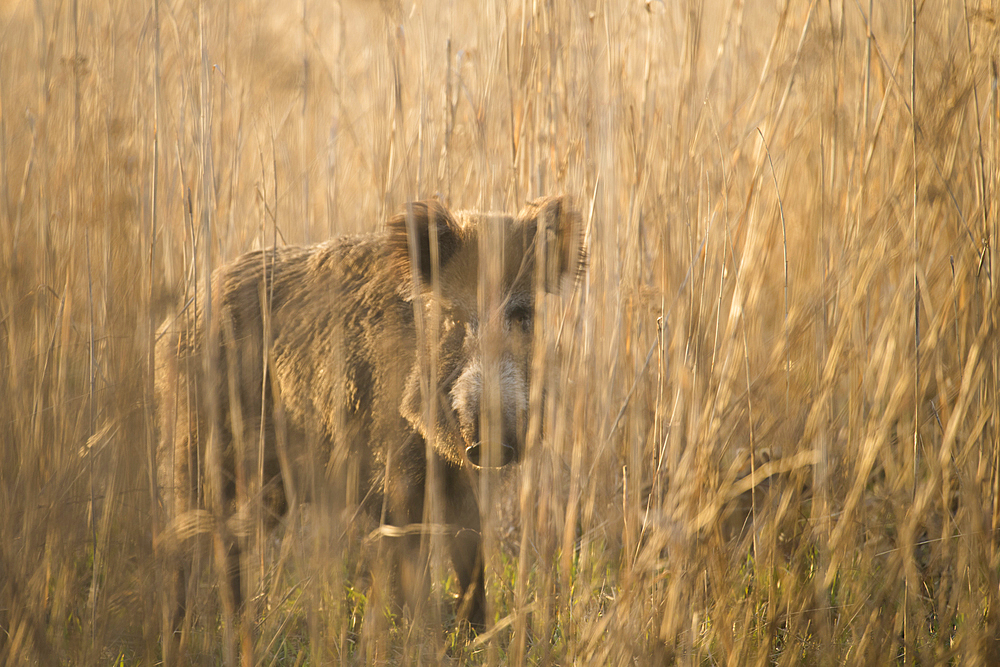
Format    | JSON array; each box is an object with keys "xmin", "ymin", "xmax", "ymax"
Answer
[
  {"xmin": 444, "ymin": 468, "xmax": 485, "ymax": 630},
  {"xmin": 385, "ymin": 443, "xmax": 485, "ymax": 629}
]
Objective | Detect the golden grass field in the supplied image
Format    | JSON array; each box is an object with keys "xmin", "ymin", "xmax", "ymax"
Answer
[{"xmin": 1, "ymin": 0, "xmax": 999, "ymax": 664}]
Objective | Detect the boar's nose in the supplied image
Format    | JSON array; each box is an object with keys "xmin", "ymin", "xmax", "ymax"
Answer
[{"xmin": 465, "ymin": 442, "xmax": 517, "ymax": 469}]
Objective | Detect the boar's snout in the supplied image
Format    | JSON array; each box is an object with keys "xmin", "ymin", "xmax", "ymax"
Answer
[
  {"xmin": 463, "ymin": 404, "xmax": 521, "ymax": 469},
  {"xmin": 465, "ymin": 442, "xmax": 518, "ymax": 469},
  {"xmin": 453, "ymin": 357, "xmax": 525, "ymax": 470}
]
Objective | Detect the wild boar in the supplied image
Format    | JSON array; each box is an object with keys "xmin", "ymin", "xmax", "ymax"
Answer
[{"xmin": 156, "ymin": 195, "xmax": 584, "ymax": 637}]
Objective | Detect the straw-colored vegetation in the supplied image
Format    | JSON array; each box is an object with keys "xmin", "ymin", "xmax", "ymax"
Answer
[{"xmin": 2, "ymin": 0, "xmax": 998, "ymax": 664}]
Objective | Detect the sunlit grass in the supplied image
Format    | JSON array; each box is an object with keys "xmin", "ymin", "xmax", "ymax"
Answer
[{"xmin": 1, "ymin": 0, "xmax": 998, "ymax": 664}]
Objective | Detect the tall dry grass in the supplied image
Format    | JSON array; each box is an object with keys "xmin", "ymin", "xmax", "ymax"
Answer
[{"xmin": 1, "ymin": 0, "xmax": 998, "ymax": 664}]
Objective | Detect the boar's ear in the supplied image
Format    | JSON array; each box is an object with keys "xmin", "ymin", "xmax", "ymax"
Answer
[
  {"xmin": 387, "ymin": 199, "xmax": 462, "ymax": 287},
  {"xmin": 519, "ymin": 195, "xmax": 587, "ymax": 291}
]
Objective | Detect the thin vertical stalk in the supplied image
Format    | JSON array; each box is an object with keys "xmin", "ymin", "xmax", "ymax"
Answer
[
  {"xmin": 147, "ymin": 0, "xmax": 163, "ymax": 661},
  {"xmin": 907, "ymin": 0, "xmax": 920, "ymax": 662},
  {"xmin": 85, "ymin": 230, "xmax": 97, "ymax": 650}
]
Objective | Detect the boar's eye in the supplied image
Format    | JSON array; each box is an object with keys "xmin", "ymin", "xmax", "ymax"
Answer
[{"xmin": 508, "ymin": 304, "xmax": 533, "ymax": 334}]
